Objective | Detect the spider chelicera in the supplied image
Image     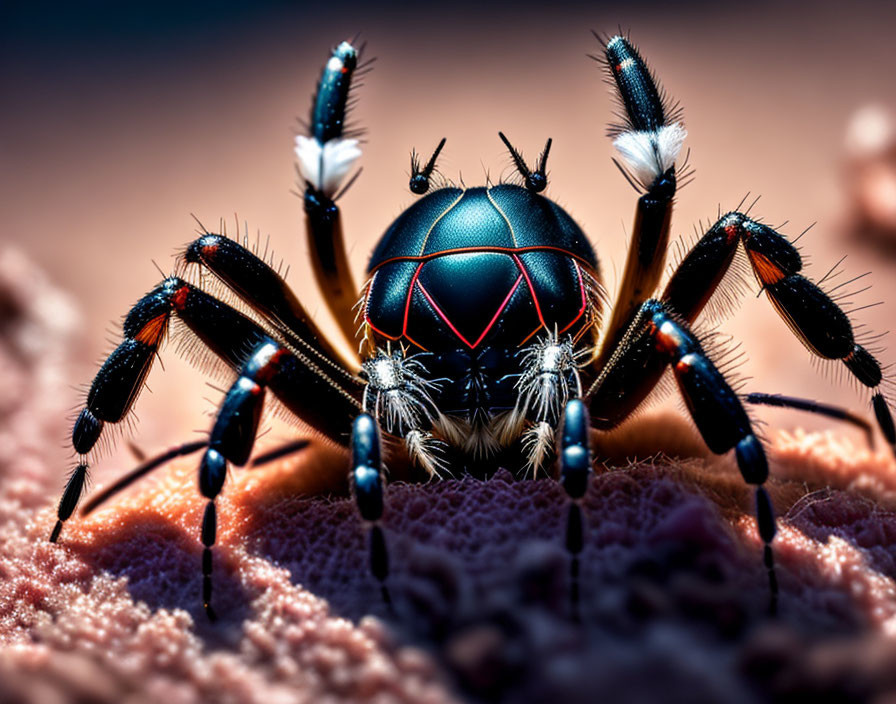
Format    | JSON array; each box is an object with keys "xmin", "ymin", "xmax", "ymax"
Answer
[{"xmin": 49, "ymin": 35, "xmax": 896, "ymax": 621}]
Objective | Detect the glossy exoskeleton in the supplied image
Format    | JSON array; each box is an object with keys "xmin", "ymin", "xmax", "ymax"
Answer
[{"xmin": 50, "ymin": 35, "xmax": 896, "ymax": 621}]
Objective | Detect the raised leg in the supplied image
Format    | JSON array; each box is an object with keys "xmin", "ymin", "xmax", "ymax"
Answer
[
  {"xmin": 592, "ymin": 34, "xmax": 687, "ymax": 370},
  {"xmin": 295, "ymin": 40, "xmax": 368, "ymax": 358}
]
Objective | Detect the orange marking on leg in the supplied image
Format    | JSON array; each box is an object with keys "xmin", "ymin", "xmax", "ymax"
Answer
[
  {"xmin": 675, "ymin": 358, "xmax": 692, "ymax": 373},
  {"xmin": 653, "ymin": 321, "xmax": 683, "ymax": 356},
  {"xmin": 254, "ymin": 348, "xmax": 288, "ymax": 385},
  {"xmin": 723, "ymin": 222, "xmax": 740, "ymax": 244},
  {"xmin": 748, "ymin": 251, "xmax": 786, "ymax": 285},
  {"xmin": 134, "ymin": 313, "xmax": 169, "ymax": 346},
  {"xmin": 201, "ymin": 243, "xmax": 219, "ymax": 258},
  {"xmin": 172, "ymin": 285, "xmax": 190, "ymax": 310}
]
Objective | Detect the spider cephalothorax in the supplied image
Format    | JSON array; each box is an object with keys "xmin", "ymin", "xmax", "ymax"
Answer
[{"xmin": 51, "ymin": 35, "xmax": 896, "ymax": 622}]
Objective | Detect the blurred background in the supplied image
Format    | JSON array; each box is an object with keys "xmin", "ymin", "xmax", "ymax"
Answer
[{"xmin": 2, "ymin": 0, "xmax": 896, "ymax": 475}]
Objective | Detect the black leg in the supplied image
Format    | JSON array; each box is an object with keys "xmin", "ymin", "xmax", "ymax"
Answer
[
  {"xmin": 57, "ymin": 276, "xmax": 361, "ymax": 543},
  {"xmin": 592, "ymin": 35, "xmax": 685, "ymax": 371},
  {"xmin": 197, "ymin": 337, "xmax": 362, "ymax": 618},
  {"xmin": 559, "ymin": 399, "xmax": 592, "ymax": 619},
  {"xmin": 295, "ymin": 41, "xmax": 368, "ymax": 357},
  {"xmin": 662, "ymin": 212, "xmax": 895, "ymax": 454},
  {"xmin": 745, "ymin": 393, "xmax": 875, "ymax": 449},
  {"xmin": 182, "ymin": 233, "xmax": 357, "ymax": 373},
  {"xmin": 589, "ymin": 300, "xmax": 779, "ymax": 613},
  {"xmin": 351, "ymin": 413, "xmax": 391, "ymax": 606},
  {"xmin": 80, "ymin": 440, "xmax": 208, "ymax": 517}
]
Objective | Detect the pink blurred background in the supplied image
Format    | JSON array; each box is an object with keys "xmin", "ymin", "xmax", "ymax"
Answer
[{"xmin": 2, "ymin": 0, "xmax": 896, "ymax": 475}]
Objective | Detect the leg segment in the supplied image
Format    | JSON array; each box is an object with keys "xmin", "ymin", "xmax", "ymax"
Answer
[
  {"xmin": 351, "ymin": 413, "xmax": 391, "ymax": 605},
  {"xmin": 197, "ymin": 337, "xmax": 361, "ymax": 618},
  {"xmin": 56, "ymin": 276, "xmax": 362, "ymax": 542},
  {"xmin": 593, "ymin": 35, "xmax": 686, "ymax": 370},
  {"xmin": 295, "ymin": 41, "xmax": 366, "ymax": 356},
  {"xmin": 182, "ymin": 233, "xmax": 358, "ymax": 372},
  {"xmin": 589, "ymin": 300, "xmax": 779, "ymax": 611},
  {"xmin": 559, "ymin": 399, "xmax": 593, "ymax": 618},
  {"xmin": 662, "ymin": 212, "xmax": 896, "ymax": 452}
]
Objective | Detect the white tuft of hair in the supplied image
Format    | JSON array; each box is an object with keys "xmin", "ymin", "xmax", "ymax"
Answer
[
  {"xmin": 294, "ymin": 135, "xmax": 362, "ymax": 197},
  {"xmin": 523, "ymin": 421, "xmax": 555, "ymax": 478},
  {"xmin": 613, "ymin": 122, "xmax": 687, "ymax": 187},
  {"xmin": 404, "ymin": 430, "xmax": 447, "ymax": 479}
]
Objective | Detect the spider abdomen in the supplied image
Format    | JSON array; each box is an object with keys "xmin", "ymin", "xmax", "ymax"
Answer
[{"xmin": 363, "ymin": 184, "xmax": 601, "ymax": 356}]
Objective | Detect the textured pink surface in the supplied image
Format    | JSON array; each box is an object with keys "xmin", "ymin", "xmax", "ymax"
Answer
[{"xmin": 2, "ymin": 249, "xmax": 896, "ymax": 703}]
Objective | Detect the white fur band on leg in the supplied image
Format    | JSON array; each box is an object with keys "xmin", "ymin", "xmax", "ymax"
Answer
[
  {"xmin": 295, "ymin": 135, "xmax": 362, "ymax": 197},
  {"xmin": 613, "ymin": 122, "xmax": 687, "ymax": 187}
]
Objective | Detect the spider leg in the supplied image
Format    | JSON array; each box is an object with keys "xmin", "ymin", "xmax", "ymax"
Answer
[
  {"xmin": 295, "ymin": 40, "xmax": 366, "ymax": 360},
  {"xmin": 592, "ymin": 35, "xmax": 686, "ymax": 370},
  {"xmin": 588, "ymin": 300, "xmax": 778, "ymax": 613},
  {"xmin": 744, "ymin": 393, "xmax": 875, "ymax": 449},
  {"xmin": 663, "ymin": 212, "xmax": 896, "ymax": 454},
  {"xmin": 559, "ymin": 398, "xmax": 592, "ymax": 618},
  {"xmin": 351, "ymin": 413, "xmax": 391, "ymax": 606},
  {"xmin": 198, "ymin": 334, "xmax": 364, "ymax": 619},
  {"xmin": 362, "ymin": 346, "xmax": 447, "ymax": 478},
  {"xmin": 182, "ymin": 233, "xmax": 359, "ymax": 372},
  {"xmin": 55, "ymin": 276, "xmax": 361, "ymax": 543}
]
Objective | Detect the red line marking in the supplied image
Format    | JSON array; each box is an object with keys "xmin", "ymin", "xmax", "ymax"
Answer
[
  {"xmin": 416, "ymin": 275, "xmax": 522, "ymax": 350},
  {"xmin": 556, "ymin": 261, "xmax": 589, "ymax": 335},
  {"xmin": 513, "ymin": 254, "xmax": 546, "ymax": 329},
  {"xmin": 370, "ymin": 245, "xmax": 597, "ymax": 274},
  {"xmin": 402, "ymin": 262, "xmax": 425, "ymax": 337}
]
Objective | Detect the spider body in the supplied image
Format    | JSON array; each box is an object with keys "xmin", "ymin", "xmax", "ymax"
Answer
[
  {"xmin": 51, "ymin": 35, "xmax": 896, "ymax": 622},
  {"xmin": 364, "ymin": 184, "xmax": 598, "ymax": 429}
]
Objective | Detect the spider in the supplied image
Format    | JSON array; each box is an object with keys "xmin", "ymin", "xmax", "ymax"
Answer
[{"xmin": 49, "ymin": 34, "xmax": 896, "ymax": 621}]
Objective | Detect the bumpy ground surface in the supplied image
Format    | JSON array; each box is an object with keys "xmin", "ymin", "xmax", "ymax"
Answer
[{"xmin": 2, "ymin": 249, "xmax": 896, "ymax": 703}]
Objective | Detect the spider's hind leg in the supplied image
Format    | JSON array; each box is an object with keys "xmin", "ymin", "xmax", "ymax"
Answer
[{"xmin": 663, "ymin": 212, "xmax": 896, "ymax": 454}]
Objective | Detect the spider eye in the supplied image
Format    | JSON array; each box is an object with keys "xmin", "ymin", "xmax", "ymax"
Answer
[
  {"xmin": 409, "ymin": 173, "xmax": 430, "ymax": 194},
  {"xmin": 409, "ymin": 138, "xmax": 446, "ymax": 195}
]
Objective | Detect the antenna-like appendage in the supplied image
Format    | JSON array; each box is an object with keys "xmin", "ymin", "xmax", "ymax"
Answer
[
  {"xmin": 409, "ymin": 137, "xmax": 446, "ymax": 194},
  {"xmin": 498, "ymin": 132, "xmax": 552, "ymax": 193}
]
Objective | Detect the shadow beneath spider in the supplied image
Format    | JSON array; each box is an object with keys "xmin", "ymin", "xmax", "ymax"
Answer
[
  {"xmin": 238, "ymin": 466, "xmax": 887, "ymax": 703},
  {"xmin": 69, "ymin": 516, "xmax": 251, "ymax": 647}
]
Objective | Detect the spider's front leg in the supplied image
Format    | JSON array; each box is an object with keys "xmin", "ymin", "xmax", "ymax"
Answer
[
  {"xmin": 593, "ymin": 34, "xmax": 686, "ymax": 369},
  {"xmin": 350, "ymin": 346, "xmax": 446, "ymax": 603},
  {"xmin": 587, "ymin": 301, "xmax": 778, "ymax": 612},
  {"xmin": 197, "ymin": 337, "xmax": 361, "ymax": 619},
  {"xmin": 295, "ymin": 41, "xmax": 368, "ymax": 364}
]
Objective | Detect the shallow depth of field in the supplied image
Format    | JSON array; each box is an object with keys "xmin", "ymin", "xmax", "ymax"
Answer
[{"xmin": 2, "ymin": 1, "xmax": 896, "ymax": 702}]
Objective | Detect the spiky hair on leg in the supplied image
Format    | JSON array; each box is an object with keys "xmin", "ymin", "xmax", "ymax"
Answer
[
  {"xmin": 295, "ymin": 39, "xmax": 373, "ymax": 198},
  {"xmin": 590, "ymin": 32, "xmax": 688, "ymax": 191}
]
